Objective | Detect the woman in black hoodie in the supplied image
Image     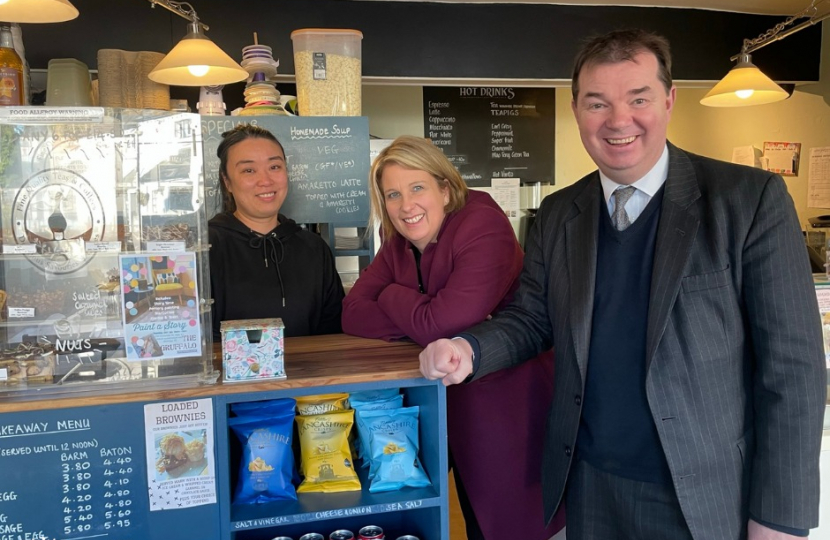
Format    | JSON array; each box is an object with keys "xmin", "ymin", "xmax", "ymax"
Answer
[{"xmin": 208, "ymin": 124, "xmax": 344, "ymax": 339}]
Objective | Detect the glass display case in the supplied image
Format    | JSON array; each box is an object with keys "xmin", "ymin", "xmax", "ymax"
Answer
[{"xmin": 0, "ymin": 107, "xmax": 215, "ymax": 398}]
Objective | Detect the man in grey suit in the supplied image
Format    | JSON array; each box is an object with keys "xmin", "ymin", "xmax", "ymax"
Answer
[{"xmin": 420, "ymin": 29, "xmax": 825, "ymax": 540}]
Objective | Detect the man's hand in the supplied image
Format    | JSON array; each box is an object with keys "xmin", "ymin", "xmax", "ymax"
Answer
[
  {"xmin": 419, "ymin": 338, "xmax": 474, "ymax": 386},
  {"xmin": 748, "ymin": 519, "xmax": 806, "ymax": 539}
]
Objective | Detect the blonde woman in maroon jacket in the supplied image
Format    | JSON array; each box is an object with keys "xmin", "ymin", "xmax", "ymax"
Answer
[{"xmin": 343, "ymin": 136, "xmax": 564, "ymax": 540}]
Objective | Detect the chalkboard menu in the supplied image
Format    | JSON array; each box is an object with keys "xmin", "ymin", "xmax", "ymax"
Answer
[
  {"xmin": 423, "ymin": 87, "xmax": 555, "ymax": 187},
  {"xmin": 201, "ymin": 116, "xmax": 371, "ymax": 224},
  {"xmin": 0, "ymin": 402, "xmax": 219, "ymax": 540}
]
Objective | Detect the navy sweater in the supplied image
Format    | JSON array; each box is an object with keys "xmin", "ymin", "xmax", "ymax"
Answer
[{"xmin": 576, "ymin": 187, "xmax": 671, "ymax": 484}]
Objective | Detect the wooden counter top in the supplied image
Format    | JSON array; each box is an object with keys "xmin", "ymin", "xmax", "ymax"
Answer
[{"xmin": 0, "ymin": 334, "xmax": 425, "ymax": 413}]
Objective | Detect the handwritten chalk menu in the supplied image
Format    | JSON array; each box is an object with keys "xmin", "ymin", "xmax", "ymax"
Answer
[
  {"xmin": 0, "ymin": 402, "xmax": 219, "ymax": 540},
  {"xmin": 201, "ymin": 116, "xmax": 370, "ymax": 223},
  {"xmin": 423, "ymin": 87, "xmax": 555, "ymax": 187}
]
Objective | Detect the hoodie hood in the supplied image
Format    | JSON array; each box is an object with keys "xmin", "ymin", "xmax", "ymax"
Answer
[{"xmin": 209, "ymin": 212, "xmax": 303, "ymax": 307}]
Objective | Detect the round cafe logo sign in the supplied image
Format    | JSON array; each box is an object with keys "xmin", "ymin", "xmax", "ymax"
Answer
[{"xmin": 11, "ymin": 168, "xmax": 106, "ymax": 274}]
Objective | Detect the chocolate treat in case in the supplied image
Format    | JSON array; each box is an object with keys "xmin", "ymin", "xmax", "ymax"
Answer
[
  {"xmin": 141, "ymin": 223, "xmax": 192, "ymax": 248},
  {"xmin": 0, "ymin": 343, "xmax": 55, "ymax": 385},
  {"xmin": 8, "ymin": 289, "xmax": 67, "ymax": 317}
]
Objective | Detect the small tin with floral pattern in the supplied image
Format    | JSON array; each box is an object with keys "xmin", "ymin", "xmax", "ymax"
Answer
[{"xmin": 220, "ymin": 317, "xmax": 285, "ymax": 382}]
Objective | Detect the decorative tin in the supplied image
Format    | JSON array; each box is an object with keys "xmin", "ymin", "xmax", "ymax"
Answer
[{"xmin": 220, "ymin": 317, "xmax": 286, "ymax": 382}]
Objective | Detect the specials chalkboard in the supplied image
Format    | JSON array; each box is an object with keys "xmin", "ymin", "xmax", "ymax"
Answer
[
  {"xmin": 0, "ymin": 402, "xmax": 219, "ymax": 540},
  {"xmin": 423, "ymin": 87, "xmax": 555, "ymax": 187},
  {"xmin": 201, "ymin": 116, "xmax": 371, "ymax": 224}
]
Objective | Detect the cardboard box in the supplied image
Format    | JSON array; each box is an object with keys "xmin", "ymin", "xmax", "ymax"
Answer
[{"xmin": 220, "ymin": 318, "xmax": 285, "ymax": 382}]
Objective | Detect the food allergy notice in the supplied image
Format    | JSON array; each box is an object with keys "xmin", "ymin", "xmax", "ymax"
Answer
[{"xmin": 423, "ymin": 87, "xmax": 555, "ymax": 187}]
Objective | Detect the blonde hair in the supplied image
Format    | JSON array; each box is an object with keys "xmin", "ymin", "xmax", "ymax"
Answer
[{"xmin": 369, "ymin": 135, "xmax": 468, "ymax": 243}]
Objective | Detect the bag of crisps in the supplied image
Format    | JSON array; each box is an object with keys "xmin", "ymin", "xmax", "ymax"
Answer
[
  {"xmin": 296, "ymin": 409, "xmax": 361, "ymax": 493},
  {"xmin": 296, "ymin": 393, "xmax": 350, "ymax": 416},
  {"xmin": 349, "ymin": 388, "xmax": 400, "ymax": 404},
  {"xmin": 354, "ymin": 394, "xmax": 404, "ymax": 467},
  {"xmin": 361, "ymin": 406, "xmax": 432, "ymax": 493},
  {"xmin": 231, "ymin": 397, "xmax": 296, "ymax": 417},
  {"xmin": 229, "ymin": 404, "xmax": 296, "ymax": 504}
]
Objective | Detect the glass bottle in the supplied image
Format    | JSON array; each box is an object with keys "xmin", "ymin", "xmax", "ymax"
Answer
[
  {"xmin": 10, "ymin": 24, "xmax": 30, "ymax": 105},
  {"xmin": 0, "ymin": 24, "xmax": 23, "ymax": 106}
]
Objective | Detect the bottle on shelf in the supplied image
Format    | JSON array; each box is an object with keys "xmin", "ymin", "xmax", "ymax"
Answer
[
  {"xmin": 0, "ymin": 24, "xmax": 23, "ymax": 106},
  {"xmin": 10, "ymin": 24, "xmax": 30, "ymax": 105}
]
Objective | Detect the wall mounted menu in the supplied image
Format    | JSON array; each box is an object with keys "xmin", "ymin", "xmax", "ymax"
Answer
[
  {"xmin": 423, "ymin": 87, "xmax": 555, "ymax": 187},
  {"xmin": 0, "ymin": 402, "xmax": 219, "ymax": 540},
  {"xmin": 201, "ymin": 116, "xmax": 371, "ymax": 224}
]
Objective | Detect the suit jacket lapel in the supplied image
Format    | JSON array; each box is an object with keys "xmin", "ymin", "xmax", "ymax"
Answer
[
  {"xmin": 567, "ymin": 174, "xmax": 601, "ymax": 382},
  {"xmin": 646, "ymin": 144, "xmax": 701, "ymax": 372}
]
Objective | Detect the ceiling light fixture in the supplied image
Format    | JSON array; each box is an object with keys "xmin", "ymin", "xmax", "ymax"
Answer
[
  {"xmin": 700, "ymin": 0, "xmax": 830, "ymax": 107},
  {"xmin": 0, "ymin": 0, "xmax": 78, "ymax": 23},
  {"xmin": 147, "ymin": 0, "xmax": 247, "ymax": 86}
]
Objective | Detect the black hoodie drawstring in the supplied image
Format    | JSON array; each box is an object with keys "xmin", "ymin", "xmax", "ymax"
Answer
[{"xmin": 248, "ymin": 232, "xmax": 286, "ymax": 307}]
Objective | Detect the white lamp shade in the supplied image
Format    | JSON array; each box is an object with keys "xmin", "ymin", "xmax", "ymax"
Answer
[
  {"xmin": 149, "ymin": 33, "xmax": 247, "ymax": 86},
  {"xmin": 700, "ymin": 63, "xmax": 790, "ymax": 107},
  {"xmin": 0, "ymin": 0, "xmax": 79, "ymax": 23}
]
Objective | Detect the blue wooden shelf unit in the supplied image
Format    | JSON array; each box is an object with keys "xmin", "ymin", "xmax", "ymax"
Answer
[{"xmin": 0, "ymin": 336, "xmax": 448, "ymax": 540}]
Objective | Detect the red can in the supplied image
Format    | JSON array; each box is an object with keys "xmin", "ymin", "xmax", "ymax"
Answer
[
  {"xmin": 329, "ymin": 531, "xmax": 355, "ymax": 540},
  {"xmin": 358, "ymin": 525, "xmax": 384, "ymax": 539},
  {"xmin": 299, "ymin": 535, "xmax": 325, "ymax": 540}
]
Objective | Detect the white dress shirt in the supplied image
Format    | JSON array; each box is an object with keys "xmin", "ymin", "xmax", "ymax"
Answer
[{"xmin": 600, "ymin": 145, "xmax": 670, "ymax": 225}]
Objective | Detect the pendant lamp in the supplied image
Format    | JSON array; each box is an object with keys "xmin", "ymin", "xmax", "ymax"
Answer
[
  {"xmin": 701, "ymin": 0, "xmax": 830, "ymax": 108},
  {"xmin": 0, "ymin": 0, "xmax": 78, "ymax": 23},
  {"xmin": 147, "ymin": 0, "xmax": 247, "ymax": 87}
]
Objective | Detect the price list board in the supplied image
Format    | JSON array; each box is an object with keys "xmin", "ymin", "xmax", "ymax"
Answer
[
  {"xmin": 423, "ymin": 87, "xmax": 556, "ymax": 187},
  {"xmin": 0, "ymin": 402, "xmax": 219, "ymax": 540}
]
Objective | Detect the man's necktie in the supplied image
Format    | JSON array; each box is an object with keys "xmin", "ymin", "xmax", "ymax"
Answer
[{"xmin": 612, "ymin": 186, "xmax": 636, "ymax": 231}]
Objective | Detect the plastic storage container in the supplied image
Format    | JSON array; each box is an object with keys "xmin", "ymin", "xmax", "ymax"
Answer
[
  {"xmin": 46, "ymin": 58, "xmax": 92, "ymax": 106},
  {"xmin": 291, "ymin": 28, "xmax": 363, "ymax": 116}
]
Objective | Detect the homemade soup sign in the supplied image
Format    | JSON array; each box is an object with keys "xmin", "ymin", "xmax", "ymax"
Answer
[{"xmin": 201, "ymin": 116, "xmax": 370, "ymax": 223}]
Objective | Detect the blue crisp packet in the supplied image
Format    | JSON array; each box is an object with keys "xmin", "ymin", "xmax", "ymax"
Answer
[
  {"xmin": 229, "ymin": 406, "xmax": 297, "ymax": 504},
  {"xmin": 231, "ymin": 397, "xmax": 296, "ymax": 417},
  {"xmin": 360, "ymin": 406, "xmax": 432, "ymax": 493},
  {"xmin": 349, "ymin": 388, "xmax": 401, "ymax": 403},
  {"xmin": 354, "ymin": 394, "xmax": 404, "ymax": 467}
]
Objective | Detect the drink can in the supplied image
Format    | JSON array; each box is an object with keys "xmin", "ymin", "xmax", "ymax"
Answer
[
  {"xmin": 299, "ymin": 535, "xmax": 325, "ymax": 540},
  {"xmin": 271, "ymin": 537, "xmax": 294, "ymax": 540},
  {"xmin": 330, "ymin": 531, "xmax": 355, "ymax": 540},
  {"xmin": 358, "ymin": 526, "xmax": 384, "ymax": 539},
  {"xmin": 395, "ymin": 537, "xmax": 420, "ymax": 540}
]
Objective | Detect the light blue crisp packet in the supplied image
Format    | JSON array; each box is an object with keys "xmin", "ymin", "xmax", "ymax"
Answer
[
  {"xmin": 360, "ymin": 406, "xmax": 432, "ymax": 493},
  {"xmin": 354, "ymin": 394, "xmax": 405, "ymax": 466}
]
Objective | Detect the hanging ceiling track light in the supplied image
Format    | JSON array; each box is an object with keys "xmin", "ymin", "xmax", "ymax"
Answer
[
  {"xmin": 146, "ymin": 0, "xmax": 247, "ymax": 86},
  {"xmin": 700, "ymin": 0, "xmax": 830, "ymax": 107}
]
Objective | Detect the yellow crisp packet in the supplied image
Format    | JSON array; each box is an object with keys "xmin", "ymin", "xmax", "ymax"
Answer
[
  {"xmin": 296, "ymin": 409, "xmax": 361, "ymax": 493},
  {"xmin": 296, "ymin": 393, "xmax": 350, "ymax": 416}
]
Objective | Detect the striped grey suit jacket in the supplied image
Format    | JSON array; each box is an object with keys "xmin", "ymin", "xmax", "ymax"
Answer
[{"xmin": 468, "ymin": 143, "xmax": 826, "ymax": 539}]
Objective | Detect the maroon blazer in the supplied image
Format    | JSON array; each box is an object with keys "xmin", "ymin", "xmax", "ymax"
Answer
[{"xmin": 343, "ymin": 190, "xmax": 565, "ymax": 539}]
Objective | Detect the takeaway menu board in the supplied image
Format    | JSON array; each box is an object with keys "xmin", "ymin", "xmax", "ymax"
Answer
[
  {"xmin": 423, "ymin": 86, "xmax": 555, "ymax": 187},
  {"xmin": 0, "ymin": 401, "xmax": 219, "ymax": 540}
]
